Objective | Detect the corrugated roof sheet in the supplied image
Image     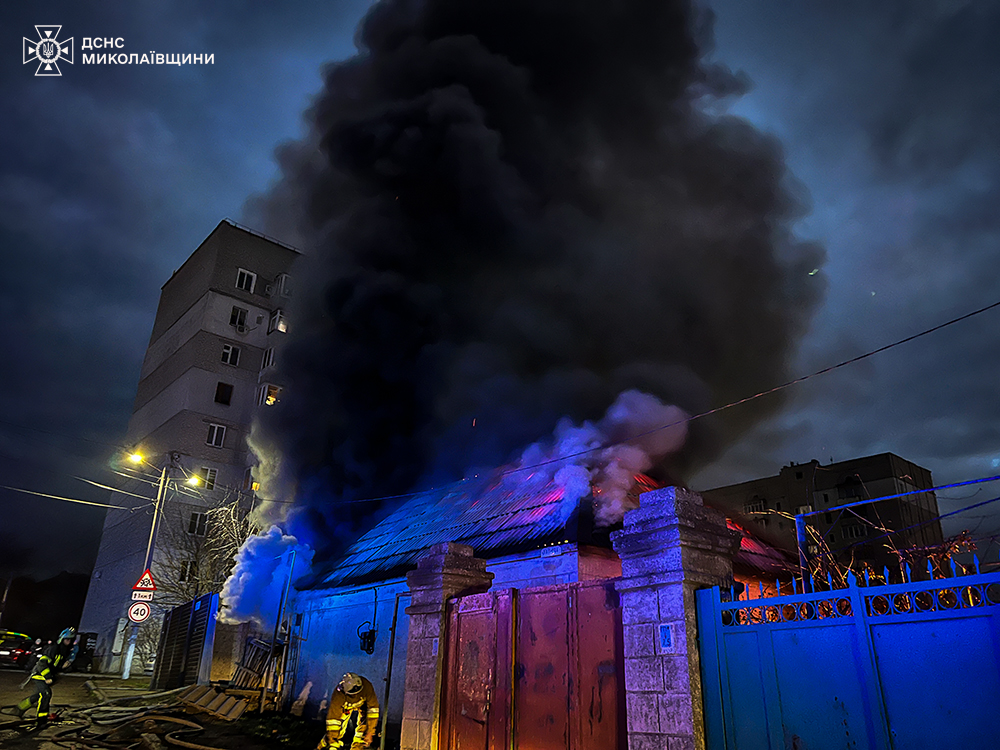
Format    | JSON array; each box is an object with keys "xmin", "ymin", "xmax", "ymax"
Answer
[
  {"xmin": 313, "ymin": 470, "xmax": 792, "ymax": 588},
  {"xmin": 317, "ymin": 471, "xmax": 577, "ymax": 588}
]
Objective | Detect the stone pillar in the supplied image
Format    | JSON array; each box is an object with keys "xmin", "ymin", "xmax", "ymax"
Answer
[
  {"xmin": 611, "ymin": 487, "xmax": 741, "ymax": 750},
  {"xmin": 400, "ymin": 543, "xmax": 494, "ymax": 750}
]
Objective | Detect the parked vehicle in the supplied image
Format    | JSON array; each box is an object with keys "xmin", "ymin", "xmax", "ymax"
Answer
[{"xmin": 0, "ymin": 630, "xmax": 34, "ymax": 668}]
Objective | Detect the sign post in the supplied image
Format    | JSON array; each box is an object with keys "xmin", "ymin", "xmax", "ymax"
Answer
[{"xmin": 122, "ymin": 568, "xmax": 157, "ymax": 678}]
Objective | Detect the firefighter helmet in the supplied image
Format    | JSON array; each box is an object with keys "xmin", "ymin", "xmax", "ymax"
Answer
[
  {"xmin": 58, "ymin": 628, "xmax": 76, "ymax": 642},
  {"xmin": 340, "ymin": 673, "xmax": 363, "ymax": 695}
]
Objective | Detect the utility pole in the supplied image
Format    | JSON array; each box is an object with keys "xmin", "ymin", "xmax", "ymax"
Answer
[{"xmin": 122, "ymin": 451, "xmax": 178, "ymax": 680}]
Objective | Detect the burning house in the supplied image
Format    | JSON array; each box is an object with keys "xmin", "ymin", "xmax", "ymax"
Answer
[
  {"xmin": 218, "ymin": 0, "xmax": 827, "ymax": 742},
  {"xmin": 280, "ymin": 474, "xmax": 790, "ymax": 743}
]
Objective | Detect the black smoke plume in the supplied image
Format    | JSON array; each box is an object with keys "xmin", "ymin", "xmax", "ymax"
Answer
[{"xmin": 247, "ymin": 0, "xmax": 825, "ymax": 564}]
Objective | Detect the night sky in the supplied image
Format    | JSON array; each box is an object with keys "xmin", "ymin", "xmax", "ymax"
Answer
[{"xmin": 1, "ymin": 0, "xmax": 998, "ymax": 580}]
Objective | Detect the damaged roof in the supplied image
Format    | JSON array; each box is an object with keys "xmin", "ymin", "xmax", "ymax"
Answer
[
  {"xmin": 311, "ymin": 472, "xmax": 791, "ymax": 589},
  {"xmin": 313, "ymin": 470, "xmax": 583, "ymax": 588}
]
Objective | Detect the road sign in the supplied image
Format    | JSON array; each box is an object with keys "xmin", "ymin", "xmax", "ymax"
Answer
[
  {"xmin": 133, "ymin": 569, "xmax": 156, "ymax": 591},
  {"xmin": 128, "ymin": 601, "xmax": 151, "ymax": 623},
  {"xmin": 131, "ymin": 590, "xmax": 154, "ymax": 602}
]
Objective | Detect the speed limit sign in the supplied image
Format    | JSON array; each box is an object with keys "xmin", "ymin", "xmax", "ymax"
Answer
[{"xmin": 128, "ymin": 601, "xmax": 151, "ymax": 623}]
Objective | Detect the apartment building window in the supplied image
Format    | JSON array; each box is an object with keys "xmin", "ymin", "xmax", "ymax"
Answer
[
  {"xmin": 230, "ymin": 306, "xmax": 248, "ymax": 329},
  {"xmin": 221, "ymin": 344, "xmax": 241, "ymax": 366},
  {"xmin": 179, "ymin": 560, "xmax": 197, "ymax": 583},
  {"xmin": 262, "ymin": 347, "xmax": 275, "ymax": 370},
  {"xmin": 200, "ymin": 467, "xmax": 218, "ymax": 491},
  {"xmin": 268, "ymin": 309, "xmax": 287, "ymax": 334},
  {"xmin": 275, "ymin": 273, "xmax": 292, "ymax": 297},
  {"xmin": 236, "ymin": 268, "xmax": 257, "ymax": 293},
  {"xmin": 188, "ymin": 512, "xmax": 208, "ymax": 536},
  {"xmin": 206, "ymin": 423, "xmax": 226, "ymax": 447},
  {"xmin": 243, "ymin": 467, "xmax": 254, "ymax": 490},
  {"xmin": 824, "ymin": 512, "xmax": 833, "ymax": 523},
  {"xmin": 256, "ymin": 384, "xmax": 282, "ymax": 407},
  {"xmin": 843, "ymin": 525, "xmax": 867, "ymax": 540},
  {"xmin": 744, "ymin": 498, "xmax": 766, "ymax": 514},
  {"xmin": 215, "ymin": 382, "xmax": 234, "ymax": 406},
  {"xmin": 796, "ymin": 505, "xmax": 813, "ymax": 515}
]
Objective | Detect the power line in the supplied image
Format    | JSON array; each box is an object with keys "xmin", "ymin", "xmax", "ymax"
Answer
[
  {"xmin": 0, "ymin": 485, "xmax": 143, "ymax": 511},
  {"xmin": 816, "ymin": 492, "xmax": 1000, "ymax": 561},
  {"xmin": 269, "ymin": 297, "xmax": 1000, "ymax": 509}
]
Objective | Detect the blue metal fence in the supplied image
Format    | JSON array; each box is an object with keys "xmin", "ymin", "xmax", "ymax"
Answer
[{"xmin": 696, "ymin": 563, "xmax": 1000, "ymax": 749}]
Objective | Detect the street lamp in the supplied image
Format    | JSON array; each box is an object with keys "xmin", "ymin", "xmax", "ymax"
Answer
[{"xmin": 121, "ymin": 450, "xmax": 180, "ymax": 680}]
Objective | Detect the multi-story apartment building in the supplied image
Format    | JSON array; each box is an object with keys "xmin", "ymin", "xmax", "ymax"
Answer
[
  {"xmin": 701, "ymin": 453, "xmax": 944, "ymax": 574},
  {"xmin": 79, "ymin": 219, "xmax": 298, "ymax": 671}
]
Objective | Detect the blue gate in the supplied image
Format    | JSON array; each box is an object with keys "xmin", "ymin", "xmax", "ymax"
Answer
[{"xmin": 696, "ymin": 564, "xmax": 1000, "ymax": 749}]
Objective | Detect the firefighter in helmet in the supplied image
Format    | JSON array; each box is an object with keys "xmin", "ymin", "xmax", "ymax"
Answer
[
  {"xmin": 317, "ymin": 673, "xmax": 380, "ymax": 750},
  {"xmin": 15, "ymin": 627, "xmax": 76, "ymax": 722}
]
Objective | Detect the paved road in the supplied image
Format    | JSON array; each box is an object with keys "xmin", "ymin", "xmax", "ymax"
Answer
[{"xmin": 0, "ymin": 667, "xmax": 95, "ymax": 712}]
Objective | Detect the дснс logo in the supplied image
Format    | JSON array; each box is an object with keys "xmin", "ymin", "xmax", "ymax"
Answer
[{"xmin": 23, "ymin": 26, "xmax": 74, "ymax": 76}]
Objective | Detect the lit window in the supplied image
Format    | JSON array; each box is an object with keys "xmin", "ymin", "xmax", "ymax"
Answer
[
  {"xmin": 188, "ymin": 512, "xmax": 207, "ymax": 536},
  {"xmin": 796, "ymin": 505, "xmax": 813, "ymax": 515},
  {"xmin": 214, "ymin": 382, "xmax": 234, "ymax": 406},
  {"xmin": 268, "ymin": 309, "xmax": 287, "ymax": 334},
  {"xmin": 179, "ymin": 560, "xmax": 197, "ymax": 582},
  {"xmin": 256, "ymin": 384, "xmax": 282, "ymax": 406},
  {"xmin": 236, "ymin": 268, "xmax": 257, "ymax": 294},
  {"xmin": 262, "ymin": 347, "xmax": 275, "ymax": 370},
  {"xmin": 744, "ymin": 498, "xmax": 766, "ymax": 514},
  {"xmin": 221, "ymin": 344, "xmax": 241, "ymax": 366},
  {"xmin": 200, "ymin": 467, "xmax": 218, "ymax": 491},
  {"xmin": 230, "ymin": 306, "xmax": 248, "ymax": 328},
  {"xmin": 206, "ymin": 423, "xmax": 226, "ymax": 447},
  {"xmin": 275, "ymin": 273, "xmax": 292, "ymax": 297}
]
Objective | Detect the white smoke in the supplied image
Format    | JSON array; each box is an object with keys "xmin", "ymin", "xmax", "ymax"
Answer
[
  {"xmin": 514, "ymin": 390, "xmax": 688, "ymax": 525},
  {"xmin": 219, "ymin": 525, "xmax": 313, "ymax": 629}
]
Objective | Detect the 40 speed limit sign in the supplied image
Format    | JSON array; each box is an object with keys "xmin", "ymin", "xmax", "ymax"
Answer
[{"xmin": 128, "ymin": 601, "xmax": 151, "ymax": 623}]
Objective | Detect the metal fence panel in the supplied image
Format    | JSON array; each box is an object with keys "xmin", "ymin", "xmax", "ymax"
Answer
[{"xmin": 697, "ymin": 568, "xmax": 1000, "ymax": 750}]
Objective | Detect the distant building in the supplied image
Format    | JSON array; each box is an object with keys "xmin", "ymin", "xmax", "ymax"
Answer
[
  {"xmin": 79, "ymin": 219, "xmax": 298, "ymax": 671},
  {"xmin": 700, "ymin": 453, "xmax": 944, "ymax": 574}
]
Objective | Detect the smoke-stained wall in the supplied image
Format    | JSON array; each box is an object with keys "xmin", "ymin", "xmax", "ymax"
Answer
[{"xmin": 246, "ymin": 0, "xmax": 826, "ymax": 566}]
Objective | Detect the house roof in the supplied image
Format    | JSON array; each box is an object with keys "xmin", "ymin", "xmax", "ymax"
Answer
[
  {"xmin": 313, "ymin": 469, "xmax": 588, "ymax": 588},
  {"xmin": 310, "ymin": 471, "xmax": 790, "ymax": 590}
]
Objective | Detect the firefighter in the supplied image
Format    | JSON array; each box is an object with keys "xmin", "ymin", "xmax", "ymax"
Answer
[
  {"xmin": 317, "ymin": 673, "xmax": 380, "ymax": 750},
  {"xmin": 14, "ymin": 628, "xmax": 76, "ymax": 722}
]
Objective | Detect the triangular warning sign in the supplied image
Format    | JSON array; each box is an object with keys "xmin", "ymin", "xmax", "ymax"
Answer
[{"xmin": 133, "ymin": 569, "xmax": 156, "ymax": 591}]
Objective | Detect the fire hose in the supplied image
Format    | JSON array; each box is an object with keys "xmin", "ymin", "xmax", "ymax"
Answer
[{"xmin": 0, "ymin": 697, "xmax": 230, "ymax": 750}]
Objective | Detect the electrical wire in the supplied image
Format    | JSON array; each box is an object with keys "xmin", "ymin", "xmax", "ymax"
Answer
[
  {"xmin": 815, "ymin": 492, "xmax": 1000, "ymax": 561},
  {"xmin": 0, "ymin": 485, "xmax": 142, "ymax": 510},
  {"xmin": 73, "ymin": 476, "xmax": 159, "ymax": 503},
  {"xmin": 262, "ymin": 297, "xmax": 1000, "ymax": 509}
]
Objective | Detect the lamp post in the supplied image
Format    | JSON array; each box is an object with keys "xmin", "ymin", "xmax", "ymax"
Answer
[{"xmin": 121, "ymin": 451, "xmax": 179, "ymax": 680}]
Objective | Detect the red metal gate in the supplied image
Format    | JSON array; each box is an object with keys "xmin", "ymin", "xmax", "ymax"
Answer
[{"xmin": 441, "ymin": 581, "xmax": 625, "ymax": 750}]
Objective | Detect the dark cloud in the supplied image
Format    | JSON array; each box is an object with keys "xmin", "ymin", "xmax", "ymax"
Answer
[
  {"xmin": 696, "ymin": 0, "xmax": 1000, "ymax": 545},
  {"xmin": 249, "ymin": 0, "xmax": 825, "ymax": 563},
  {"xmin": 0, "ymin": 0, "xmax": 370, "ymax": 576},
  {"xmin": 1, "ymin": 0, "xmax": 997, "ymax": 575}
]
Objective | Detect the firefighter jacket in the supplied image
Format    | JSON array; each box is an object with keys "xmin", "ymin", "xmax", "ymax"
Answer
[
  {"xmin": 325, "ymin": 676, "xmax": 380, "ymax": 745},
  {"xmin": 29, "ymin": 644, "xmax": 59, "ymax": 682}
]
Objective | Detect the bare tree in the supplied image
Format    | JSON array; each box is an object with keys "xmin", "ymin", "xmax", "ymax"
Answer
[{"xmin": 153, "ymin": 486, "xmax": 257, "ymax": 608}]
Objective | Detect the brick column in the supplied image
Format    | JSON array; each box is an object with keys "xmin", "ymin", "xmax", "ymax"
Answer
[
  {"xmin": 611, "ymin": 487, "xmax": 741, "ymax": 750},
  {"xmin": 400, "ymin": 543, "xmax": 494, "ymax": 750}
]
